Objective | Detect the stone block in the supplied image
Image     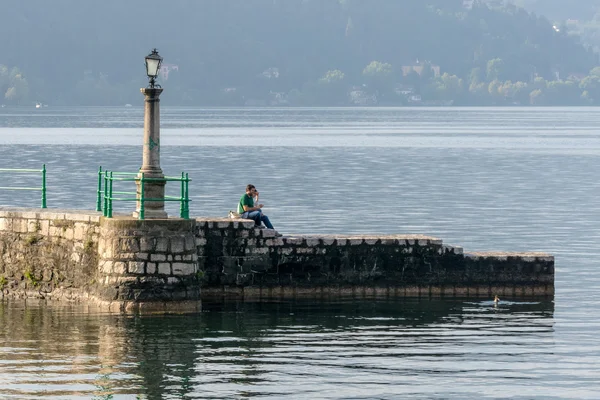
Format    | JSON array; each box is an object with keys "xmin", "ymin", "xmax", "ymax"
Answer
[
  {"xmin": 112, "ymin": 262, "xmax": 127, "ymax": 275},
  {"xmin": 349, "ymin": 239, "xmax": 363, "ymax": 246},
  {"xmin": 119, "ymin": 253, "xmax": 136, "ymax": 261},
  {"xmin": 195, "ymin": 220, "xmax": 208, "ymax": 229},
  {"xmin": 39, "ymin": 220, "xmax": 50, "ymax": 236},
  {"xmin": 296, "ymin": 248, "xmax": 314, "ymax": 254},
  {"xmin": 116, "ymin": 276, "xmax": 138, "ymax": 285},
  {"xmin": 322, "ymin": 238, "xmax": 335, "ymax": 246},
  {"xmin": 150, "ymin": 254, "xmax": 167, "ymax": 262},
  {"xmin": 119, "ymin": 238, "xmax": 140, "ymax": 253},
  {"xmin": 171, "ymin": 237, "xmax": 185, "ymax": 253},
  {"xmin": 184, "ymin": 236, "xmax": 195, "ymax": 251},
  {"xmin": 217, "ymin": 221, "xmax": 231, "ymax": 229},
  {"xmin": 195, "ymin": 238, "xmax": 207, "ymax": 246},
  {"xmin": 240, "ymin": 221, "xmax": 256, "ymax": 229},
  {"xmin": 365, "ymin": 239, "xmax": 378, "ymax": 245},
  {"xmin": 146, "ymin": 263, "xmax": 157, "ymax": 275},
  {"xmin": 156, "ymin": 238, "xmax": 169, "ymax": 252},
  {"xmin": 140, "ymin": 237, "xmax": 154, "ymax": 252},
  {"xmin": 285, "ymin": 237, "xmax": 304, "ymax": 246},
  {"xmin": 103, "ymin": 276, "xmax": 119, "ymax": 286},
  {"xmin": 128, "ymin": 261, "xmax": 145, "ymax": 274},
  {"xmin": 260, "ymin": 229, "xmax": 276, "ymax": 238},
  {"xmin": 17, "ymin": 219, "xmax": 29, "ymax": 233},
  {"xmin": 157, "ymin": 263, "xmax": 171, "ymax": 275},
  {"xmin": 173, "ymin": 263, "xmax": 196, "ymax": 276},
  {"xmin": 279, "ymin": 248, "xmax": 293, "ymax": 255},
  {"xmin": 252, "ymin": 247, "xmax": 269, "ymax": 255},
  {"xmin": 74, "ymin": 223, "xmax": 88, "ymax": 241},
  {"xmin": 100, "ymin": 261, "xmax": 113, "ymax": 274},
  {"xmin": 27, "ymin": 220, "xmax": 40, "ymax": 233},
  {"xmin": 63, "ymin": 228, "xmax": 75, "ymax": 241},
  {"xmin": 306, "ymin": 238, "xmax": 320, "ymax": 247}
]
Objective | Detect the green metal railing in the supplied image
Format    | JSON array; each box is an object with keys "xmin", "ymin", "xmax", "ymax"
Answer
[
  {"xmin": 96, "ymin": 166, "xmax": 191, "ymax": 219},
  {"xmin": 0, "ymin": 165, "xmax": 47, "ymax": 208}
]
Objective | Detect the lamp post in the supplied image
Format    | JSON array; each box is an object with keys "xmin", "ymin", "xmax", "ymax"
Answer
[{"xmin": 134, "ymin": 48, "xmax": 167, "ymax": 219}]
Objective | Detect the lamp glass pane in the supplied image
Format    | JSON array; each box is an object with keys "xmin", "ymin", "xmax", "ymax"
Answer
[{"xmin": 146, "ymin": 58, "xmax": 160, "ymax": 77}]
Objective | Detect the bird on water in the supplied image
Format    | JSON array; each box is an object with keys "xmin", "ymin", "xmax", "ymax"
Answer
[{"xmin": 494, "ymin": 295, "xmax": 500, "ymax": 304}]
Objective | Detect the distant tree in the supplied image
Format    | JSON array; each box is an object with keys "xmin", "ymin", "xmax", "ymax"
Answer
[
  {"xmin": 319, "ymin": 69, "xmax": 345, "ymax": 85},
  {"xmin": 498, "ymin": 81, "xmax": 530, "ymax": 105},
  {"xmin": 0, "ymin": 65, "xmax": 9, "ymax": 97},
  {"xmin": 363, "ymin": 61, "xmax": 393, "ymax": 80},
  {"xmin": 427, "ymin": 73, "xmax": 464, "ymax": 101},
  {"xmin": 579, "ymin": 74, "xmax": 600, "ymax": 103},
  {"xmin": 590, "ymin": 66, "xmax": 600, "ymax": 77},
  {"xmin": 362, "ymin": 61, "xmax": 394, "ymax": 97},
  {"xmin": 529, "ymin": 89, "xmax": 545, "ymax": 105},
  {"xmin": 317, "ymin": 69, "xmax": 347, "ymax": 105},
  {"xmin": 468, "ymin": 81, "xmax": 488, "ymax": 104},
  {"xmin": 2, "ymin": 67, "xmax": 30, "ymax": 105},
  {"xmin": 469, "ymin": 67, "xmax": 484, "ymax": 85},
  {"xmin": 486, "ymin": 58, "xmax": 506, "ymax": 82}
]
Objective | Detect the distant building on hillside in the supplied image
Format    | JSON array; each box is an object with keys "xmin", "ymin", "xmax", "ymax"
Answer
[
  {"xmin": 348, "ymin": 87, "xmax": 377, "ymax": 106},
  {"xmin": 159, "ymin": 64, "xmax": 179, "ymax": 80},
  {"xmin": 463, "ymin": 0, "xmax": 475, "ymax": 9},
  {"xmin": 401, "ymin": 62, "xmax": 440, "ymax": 78},
  {"xmin": 463, "ymin": 0, "xmax": 505, "ymax": 10}
]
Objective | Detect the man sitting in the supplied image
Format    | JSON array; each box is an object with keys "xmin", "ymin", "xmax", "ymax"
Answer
[{"xmin": 238, "ymin": 184, "xmax": 275, "ymax": 229}]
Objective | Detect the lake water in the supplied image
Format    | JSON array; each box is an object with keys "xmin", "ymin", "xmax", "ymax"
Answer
[{"xmin": 1, "ymin": 106, "xmax": 599, "ymax": 399}]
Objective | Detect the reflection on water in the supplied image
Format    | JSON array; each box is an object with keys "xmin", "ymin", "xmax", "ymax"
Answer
[
  {"xmin": 0, "ymin": 299, "xmax": 555, "ymax": 399},
  {"xmin": 1, "ymin": 107, "xmax": 600, "ymax": 398}
]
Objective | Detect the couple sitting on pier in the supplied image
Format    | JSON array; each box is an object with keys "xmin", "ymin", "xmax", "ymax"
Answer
[{"xmin": 236, "ymin": 184, "xmax": 276, "ymax": 231}]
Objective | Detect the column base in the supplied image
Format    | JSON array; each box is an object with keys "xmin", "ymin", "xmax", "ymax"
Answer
[{"xmin": 132, "ymin": 210, "xmax": 168, "ymax": 219}]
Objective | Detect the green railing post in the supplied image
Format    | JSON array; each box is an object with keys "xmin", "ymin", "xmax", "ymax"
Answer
[
  {"xmin": 139, "ymin": 173, "xmax": 145, "ymax": 220},
  {"xmin": 108, "ymin": 171, "xmax": 114, "ymax": 218},
  {"xmin": 184, "ymin": 172, "xmax": 190, "ymax": 219},
  {"xmin": 41, "ymin": 164, "xmax": 47, "ymax": 208},
  {"xmin": 103, "ymin": 171, "xmax": 109, "ymax": 217},
  {"xmin": 96, "ymin": 166, "xmax": 103, "ymax": 212},
  {"xmin": 180, "ymin": 172, "xmax": 185, "ymax": 218}
]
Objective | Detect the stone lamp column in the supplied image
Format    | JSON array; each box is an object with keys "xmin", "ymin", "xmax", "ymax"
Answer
[{"xmin": 134, "ymin": 87, "xmax": 168, "ymax": 219}]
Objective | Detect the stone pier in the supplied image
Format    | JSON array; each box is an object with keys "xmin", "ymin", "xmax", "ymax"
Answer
[{"xmin": 0, "ymin": 208, "xmax": 554, "ymax": 311}]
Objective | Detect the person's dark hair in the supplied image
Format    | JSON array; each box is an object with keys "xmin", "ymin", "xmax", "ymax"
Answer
[{"xmin": 246, "ymin": 184, "xmax": 255, "ymax": 192}]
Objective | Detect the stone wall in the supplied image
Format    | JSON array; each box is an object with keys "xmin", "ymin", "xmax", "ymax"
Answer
[
  {"xmin": 97, "ymin": 218, "xmax": 199, "ymax": 305},
  {"xmin": 0, "ymin": 209, "xmax": 100, "ymax": 301},
  {"xmin": 0, "ymin": 208, "xmax": 554, "ymax": 310},
  {"xmin": 196, "ymin": 218, "xmax": 554, "ymax": 299}
]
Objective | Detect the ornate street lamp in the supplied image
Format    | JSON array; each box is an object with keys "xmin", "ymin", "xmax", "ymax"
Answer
[
  {"xmin": 135, "ymin": 49, "xmax": 167, "ymax": 219},
  {"xmin": 145, "ymin": 48, "xmax": 163, "ymax": 89}
]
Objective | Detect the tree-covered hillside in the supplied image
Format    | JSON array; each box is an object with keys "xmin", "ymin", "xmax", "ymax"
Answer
[
  {"xmin": 510, "ymin": 0, "xmax": 600, "ymax": 20},
  {"xmin": 0, "ymin": 0, "xmax": 598, "ymax": 106}
]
